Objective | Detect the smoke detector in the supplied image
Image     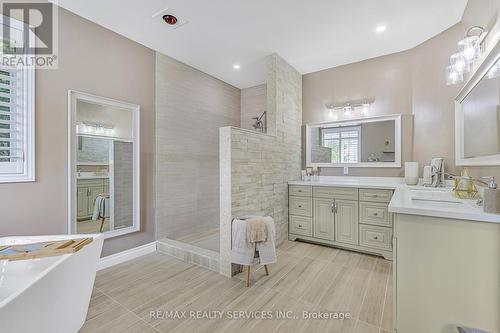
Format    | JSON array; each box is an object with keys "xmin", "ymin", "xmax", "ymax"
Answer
[{"xmin": 152, "ymin": 7, "xmax": 188, "ymax": 29}]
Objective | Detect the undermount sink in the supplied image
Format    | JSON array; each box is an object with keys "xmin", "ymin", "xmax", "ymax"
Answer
[
  {"xmin": 411, "ymin": 197, "xmax": 465, "ymax": 208},
  {"xmin": 409, "ymin": 188, "xmax": 465, "ymax": 208}
]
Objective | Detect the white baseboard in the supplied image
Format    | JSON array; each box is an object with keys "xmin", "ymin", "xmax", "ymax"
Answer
[{"xmin": 98, "ymin": 241, "xmax": 157, "ymax": 271}]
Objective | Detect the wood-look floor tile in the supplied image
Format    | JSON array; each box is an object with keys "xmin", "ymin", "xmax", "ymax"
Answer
[
  {"xmin": 245, "ymin": 291, "xmax": 300, "ymax": 332},
  {"xmin": 338, "ymin": 268, "xmax": 372, "ymax": 319},
  {"xmin": 86, "ymin": 293, "xmax": 116, "ymax": 320},
  {"xmin": 153, "ymin": 276, "xmax": 241, "ymax": 332},
  {"xmin": 356, "ymin": 254, "xmax": 378, "ymax": 271},
  {"xmin": 83, "ymin": 247, "xmax": 393, "ymax": 333},
  {"xmin": 358, "ymin": 267, "xmax": 390, "ymax": 326},
  {"xmin": 271, "ymin": 257, "xmax": 327, "ymax": 299},
  {"xmin": 134, "ymin": 270, "xmax": 220, "ymax": 322},
  {"xmin": 333, "ymin": 250, "xmax": 363, "ymax": 268},
  {"xmin": 381, "ymin": 275, "xmax": 393, "ymax": 331},
  {"xmin": 353, "ymin": 320, "xmax": 380, "ymax": 333},
  {"xmin": 301, "ymin": 262, "xmax": 344, "ymax": 306},
  {"xmin": 79, "ymin": 300, "xmax": 130, "ymax": 333},
  {"xmin": 318, "ymin": 265, "xmax": 354, "ymax": 311}
]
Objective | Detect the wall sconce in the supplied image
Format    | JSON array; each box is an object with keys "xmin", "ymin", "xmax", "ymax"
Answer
[
  {"xmin": 447, "ymin": 26, "xmax": 486, "ymax": 85},
  {"xmin": 326, "ymin": 100, "xmax": 374, "ymax": 117},
  {"xmin": 76, "ymin": 121, "xmax": 115, "ymax": 136}
]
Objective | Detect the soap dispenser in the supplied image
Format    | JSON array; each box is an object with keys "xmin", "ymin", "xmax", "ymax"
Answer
[{"xmin": 482, "ymin": 176, "xmax": 500, "ymax": 214}]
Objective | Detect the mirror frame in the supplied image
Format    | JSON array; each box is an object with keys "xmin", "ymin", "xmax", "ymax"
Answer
[
  {"xmin": 67, "ymin": 90, "xmax": 141, "ymax": 238},
  {"xmin": 455, "ymin": 30, "xmax": 500, "ymax": 166},
  {"xmin": 305, "ymin": 114, "xmax": 402, "ymax": 168}
]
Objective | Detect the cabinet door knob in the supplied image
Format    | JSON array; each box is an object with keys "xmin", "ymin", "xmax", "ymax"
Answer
[
  {"xmin": 298, "ymin": 205, "xmax": 302, "ymax": 208},
  {"xmin": 373, "ymin": 212, "xmax": 378, "ymax": 216},
  {"xmin": 298, "ymin": 224, "xmax": 302, "ymax": 228},
  {"xmin": 374, "ymin": 236, "xmax": 379, "ymax": 240},
  {"xmin": 298, "ymin": 190, "xmax": 302, "ymax": 192}
]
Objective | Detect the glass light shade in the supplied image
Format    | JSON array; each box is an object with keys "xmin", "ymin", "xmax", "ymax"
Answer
[
  {"xmin": 446, "ymin": 65, "xmax": 463, "ymax": 85},
  {"xmin": 487, "ymin": 60, "xmax": 500, "ymax": 79},
  {"xmin": 450, "ymin": 52, "xmax": 470, "ymax": 74},
  {"xmin": 458, "ymin": 35, "xmax": 480, "ymax": 62}
]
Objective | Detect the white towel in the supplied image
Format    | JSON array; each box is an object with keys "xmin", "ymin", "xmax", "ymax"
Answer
[
  {"xmin": 92, "ymin": 196, "xmax": 110, "ymax": 221},
  {"xmin": 231, "ymin": 216, "xmax": 277, "ymax": 265},
  {"xmin": 256, "ymin": 216, "xmax": 277, "ymax": 265}
]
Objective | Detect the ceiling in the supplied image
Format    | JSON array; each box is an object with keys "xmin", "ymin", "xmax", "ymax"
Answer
[{"xmin": 54, "ymin": 0, "xmax": 468, "ymax": 89}]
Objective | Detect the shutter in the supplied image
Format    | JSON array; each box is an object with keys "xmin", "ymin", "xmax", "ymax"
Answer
[{"xmin": 0, "ymin": 66, "xmax": 24, "ymax": 174}]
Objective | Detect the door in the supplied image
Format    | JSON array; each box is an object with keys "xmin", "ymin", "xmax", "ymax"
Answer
[
  {"xmin": 77, "ymin": 186, "xmax": 89, "ymax": 219},
  {"xmin": 313, "ymin": 198, "xmax": 335, "ymax": 240},
  {"xmin": 335, "ymin": 200, "xmax": 359, "ymax": 245}
]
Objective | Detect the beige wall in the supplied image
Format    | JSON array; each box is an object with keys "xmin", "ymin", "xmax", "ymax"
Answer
[
  {"xmin": 303, "ymin": 51, "xmax": 414, "ymax": 177},
  {"xmin": 155, "ymin": 53, "xmax": 240, "ymax": 243},
  {"xmin": 240, "ymin": 84, "xmax": 267, "ymax": 132},
  {"xmin": 303, "ymin": 0, "xmax": 500, "ymax": 179},
  {"xmin": 0, "ymin": 8, "xmax": 156, "ymax": 256}
]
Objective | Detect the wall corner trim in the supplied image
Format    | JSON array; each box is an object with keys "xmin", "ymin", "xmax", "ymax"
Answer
[{"xmin": 98, "ymin": 241, "xmax": 157, "ymax": 271}]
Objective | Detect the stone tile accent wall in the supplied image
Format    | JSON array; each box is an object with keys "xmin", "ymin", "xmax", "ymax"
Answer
[{"xmin": 219, "ymin": 54, "xmax": 302, "ymax": 276}]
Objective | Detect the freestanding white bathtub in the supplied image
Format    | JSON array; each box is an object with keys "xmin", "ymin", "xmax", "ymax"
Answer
[{"xmin": 0, "ymin": 234, "xmax": 104, "ymax": 333}]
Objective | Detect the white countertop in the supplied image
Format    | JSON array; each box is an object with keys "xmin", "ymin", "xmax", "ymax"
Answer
[
  {"xmin": 288, "ymin": 176, "xmax": 404, "ymax": 189},
  {"xmin": 388, "ymin": 184, "xmax": 500, "ymax": 224},
  {"xmin": 288, "ymin": 176, "xmax": 500, "ymax": 224}
]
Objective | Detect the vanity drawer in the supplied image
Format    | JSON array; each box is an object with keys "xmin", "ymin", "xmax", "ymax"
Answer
[
  {"xmin": 359, "ymin": 189, "xmax": 393, "ymax": 203},
  {"xmin": 289, "ymin": 185, "xmax": 312, "ymax": 197},
  {"xmin": 289, "ymin": 196, "xmax": 313, "ymax": 217},
  {"xmin": 359, "ymin": 202, "xmax": 393, "ymax": 227},
  {"xmin": 313, "ymin": 186, "xmax": 358, "ymax": 201},
  {"xmin": 359, "ymin": 224, "xmax": 393, "ymax": 251},
  {"xmin": 289, "ymin": 216, "xmax": 312, "ymax": 237}
]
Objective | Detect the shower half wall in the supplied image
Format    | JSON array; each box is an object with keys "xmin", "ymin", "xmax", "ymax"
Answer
[{"xmin": 155, "ymin": 53, "xmax": 241, "ymax": 256}]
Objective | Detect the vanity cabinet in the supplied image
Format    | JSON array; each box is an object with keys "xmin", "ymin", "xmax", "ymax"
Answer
[
  {"xmin": 313, "ymin": 198, "xmax": 335, "ymax": 240},
  {"xmin": 77, "ymin": 178, "xmax": 109, "ymax": 220},
  {"xmin": 289, "ymin": 185, "xmax": 393, "ymax": 259}
]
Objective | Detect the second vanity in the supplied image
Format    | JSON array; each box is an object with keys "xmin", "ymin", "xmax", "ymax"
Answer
[{"xmin": 288, "ymin": 176, "xmax": 500, "ymax": 333}]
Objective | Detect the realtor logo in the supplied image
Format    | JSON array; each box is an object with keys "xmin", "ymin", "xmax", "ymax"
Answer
[{"xmin": 1, "ymin": 1, "xmax": 59, "ymax": 68}]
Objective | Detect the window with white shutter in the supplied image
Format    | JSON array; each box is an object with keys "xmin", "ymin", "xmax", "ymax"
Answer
[
  {"xmin": 322, "ymin": 126, "xmax": 361, "ymax": 164},
  {"xmin": 0, "ymin": 18, "xmax": 35, "ymax": 183}
]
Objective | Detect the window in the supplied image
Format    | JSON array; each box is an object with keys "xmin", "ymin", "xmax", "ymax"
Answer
[
  {"xmin": 0, "ymin": 18, "xmax": 35, "ymax": 183},
  {"xmin": 322, "ymin": 126, "xmax": 361, "ymax": 164}
]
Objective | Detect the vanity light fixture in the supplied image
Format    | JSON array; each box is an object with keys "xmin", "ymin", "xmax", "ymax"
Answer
[
  {"xmin": 326, "ymin": 100, "xmax": 374, "ymax": 116},
  {"xmin": 76, "ymin": 121, "xmax": 115, "ymax": 136},
  {"xmin": 375, "ymin": 25, "xmax": 387, "ymax": 33},
  {"xmin": 233, "ymin": 64, "xmax": 241, "ymax": 70},
  {"xmin": 447, "ymin": 26, "xmax": 486, "ymax": 85}
]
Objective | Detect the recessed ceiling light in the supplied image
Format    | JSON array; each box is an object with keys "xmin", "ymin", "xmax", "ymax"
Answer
[
  {"xmin": 233, "ymin": 64, "xmax": 241, "ymax": 70},
  {"xmin": 376, "ymin": 25, "xmax": 387, "ymax": 33}
]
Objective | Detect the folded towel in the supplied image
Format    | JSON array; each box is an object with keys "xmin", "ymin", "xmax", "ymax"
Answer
[
  {"xmin": 246, "ymin": 218, "xmax": 268, "ymax": 243},
  {"xmin": 256, "ymin": 216, "xmax": 277, "ymax": 265},
  {"xmin": 92, "ymin": 196, "xmax": 110, "ymax": 221},
  {"xmin": 231, "ymin": 216, "xmax": 277, "ymax": 266},
  {"xmin": 231, "ymin": 219, "xmax": 255, "ymax": 265}
]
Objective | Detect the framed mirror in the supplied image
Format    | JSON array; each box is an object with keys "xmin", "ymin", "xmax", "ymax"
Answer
[
  {"xmin": 456, "ymin": 35, "xmax": 500, "ymax": 166},
  {"xmin": 306, "ymin": 114, "xmax": 402, "ymax": 168},
  {"xmin": 68, "ymin": 91, "xmax": 140, "ymax": 238}
]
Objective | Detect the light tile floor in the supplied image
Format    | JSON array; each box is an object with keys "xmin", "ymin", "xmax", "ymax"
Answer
[{"xmin": 81, "ymin": 240, "xmax": 393, "ymax": 333}]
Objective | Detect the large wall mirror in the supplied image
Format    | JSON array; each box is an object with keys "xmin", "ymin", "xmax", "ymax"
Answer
[
  {"xmin": 68, "ymin": 91, "xmax": 140, "ymax": 238},
  {"xmin": 306, "ymin": 114, "xmax": 402, "ymax": 168},
  {"xmin": 456, "ymin": 35, "xmax": 500, "ymax": 165}
]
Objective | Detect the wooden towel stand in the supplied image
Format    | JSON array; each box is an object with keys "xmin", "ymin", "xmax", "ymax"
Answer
[{"xmin": 245, "ymin": 264, "xmax": 269, "ymax": 287}]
